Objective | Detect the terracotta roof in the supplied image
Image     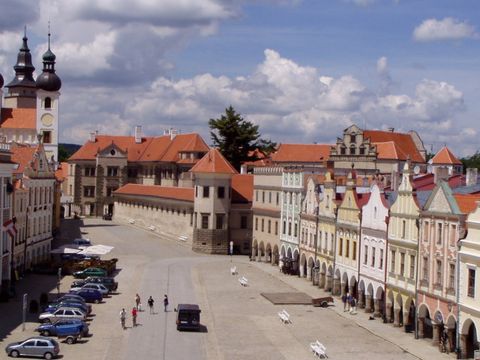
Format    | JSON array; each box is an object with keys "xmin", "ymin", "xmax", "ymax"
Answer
[
  {"xmin": 177, "ymin": 158, "xmax": 200, "ymax": 165},
  {"xmin": 232, "ymin": 174, "xmax": 253, "ymax": 203},
  {"xmin": 69, "ymin": 133, "xmax": 209, "ymax": 163},
  {"xmin": 190, "ymin": 148, "xmax": 238, "ymax": 174},
  {"xmin": 0, "ymin": 108, "xmax": 36, "ymax": 129},
  {"xmin": 55, "ymin": 162, "xmax": 69, "ymax": 181},
  {"xmin": 453, "ymin": 194, "xmax": 480, "ymax": 214},
  {"xmin": 413, "ymin": 174, "xmax": 465, "ymax": 191},
  {"xmin": 356, "ymin": 193, "xmax": 371, "ymax": 208},
  {"xmin": 114, "ymin": 183, "xmax": 194, "ymax": 202},
  {"xmin": 271, "ymin": 144, "xmax": 331, "ymax": 163},
  {"xmin": 374, "ymin": 141, "xmax": 409, "ymax": 160},
  {"xmin": 431, "ymin": 146, "xmax": 462, "ymax": 165},
  {"xmin": 364, "ymin": 130, "xmax": 424, "ymax": 163},
  {"xmin": 11, "ymin": 144, "xmax": 36, "ymax": 174}
]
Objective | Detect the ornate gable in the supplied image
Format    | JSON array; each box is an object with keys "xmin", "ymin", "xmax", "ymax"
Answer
[{"xmin": 97, "ymin": 142, "xmax": 127, "ymax": 159}]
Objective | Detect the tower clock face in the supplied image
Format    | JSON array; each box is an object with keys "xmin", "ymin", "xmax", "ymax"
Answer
[{"xmin": 41, "ymin": 114, "xmax": 54, "ymax": 127}]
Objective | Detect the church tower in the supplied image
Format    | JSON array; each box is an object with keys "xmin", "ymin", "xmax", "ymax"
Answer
[
  {"xmin": 4, "ymin": 28, "xmax": 37, "ymax": 109},
  {"xmin": 36, "ymin": 29, "xmax": 62, "ymax": 162}
]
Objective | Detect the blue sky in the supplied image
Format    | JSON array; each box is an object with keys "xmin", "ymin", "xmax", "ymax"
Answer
[{"xmin": 0, "ymin": 0, "xmax": 479, "ymax": 156}]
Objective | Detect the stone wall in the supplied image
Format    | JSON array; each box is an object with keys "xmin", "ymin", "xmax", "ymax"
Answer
[{"xmin": 193, "ymin": 229, "xmax": 228, "ymax": 254}]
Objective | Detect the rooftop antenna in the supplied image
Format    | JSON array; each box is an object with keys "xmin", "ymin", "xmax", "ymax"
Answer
[
  {"xmin": 48, "ymin": 21, "xmax": 51, "ymax": 49},
  {"xmin": 24, "ymin": 25, "xmax": 27, "ymax": 38}
]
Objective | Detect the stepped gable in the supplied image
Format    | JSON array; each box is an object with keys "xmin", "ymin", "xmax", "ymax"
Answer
[
  {"xmin": 232, "ymin": 174, "xmax": 253, "ymax": 203},
  {"xmin": 431, "ymin": 146, "xmax": 462, "ymax": 165},
  {"xmin": 364, "ymin": 130, "xmax": 424, "ymax": 162},
  {"xmin": 114, "ymin": 183, "xmax": 194, "ymax": 202},
  {"xmin": 454, "ymin": 194, "xmax": 480, "ymax": 214},
  {"xmin": 11, "ymin": 144, "xmax": 36, "ymax": 174},
  {"xmin": 0, "ymin": 108, "xmax": 36, "ymax": 129},
  {"xmin": 271, "ymin": 144, "xmax": 331, "ymax": 163},
  {"xmin": 190, "ymin": 148, "xmax": 237, "ymax": 174}
]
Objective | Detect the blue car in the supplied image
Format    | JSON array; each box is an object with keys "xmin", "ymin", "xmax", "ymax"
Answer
[
  {"xmin": 35, "ymin": 319, "xmax": 89, "ymax": 337},
  {"xmin": 69, "ymin": 288, "xmax": 103, "ymax": 303},
  {"xmin": 44, "ymin": 301, "xmax": 91, "ymax": 315},
  {"xmin": 57, "ymin": 294, "xmax": 87, "ymax": 304}
]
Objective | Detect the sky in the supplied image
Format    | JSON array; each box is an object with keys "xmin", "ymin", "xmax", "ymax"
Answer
[{"xmin": 0, "ymin": 0, "xmax": 479, "ymax": 157}]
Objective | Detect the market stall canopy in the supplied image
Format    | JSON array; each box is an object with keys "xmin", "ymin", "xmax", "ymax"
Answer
[
  {"xmin": 50, "ymin": 245, "xmax": 82, "ymax": 254},
  {"xmin": 78, "ymin": 244, "xmax": 114, "ymax": 256}
]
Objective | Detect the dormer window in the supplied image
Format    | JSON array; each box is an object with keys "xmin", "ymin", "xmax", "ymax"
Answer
[{"xmin": 44, "ymin": 97, "xmax": 52, "ymax": 109}]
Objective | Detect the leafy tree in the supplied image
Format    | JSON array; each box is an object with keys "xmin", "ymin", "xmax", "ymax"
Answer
[
  {"xmin": 209, "ymin": 106, "xmax": 276, "ymax": 171},
  {"xmin": 461, "ymin": 151, "xmax": 480, "ymax": 171}
]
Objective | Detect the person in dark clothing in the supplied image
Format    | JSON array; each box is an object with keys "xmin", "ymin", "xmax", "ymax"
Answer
[
  {"xmin": 163, "ymin": 294, "xmax": 169, "ymax": 312},
  {"xmin": 148, "ymin": 296, "xmax": 154, "ymax": 314}
]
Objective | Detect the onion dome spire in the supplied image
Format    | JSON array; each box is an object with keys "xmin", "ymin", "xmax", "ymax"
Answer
[
  {"xmin": 36, "ymin": 25, "xmax": 62, "ymax": 92},
  {"xmin": 6, "ymin": 26, "xmax": 36, "ymax": 89}
]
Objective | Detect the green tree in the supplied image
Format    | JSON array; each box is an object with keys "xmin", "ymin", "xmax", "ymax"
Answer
[
  {"xmin": 461, "ymin": 151, "xmax": 480, "ymax": 171},
  {"xmin": 209, "ymin": 106, "xmax": 276, "ymax": 171},
  {"xmin": 58, "ymin": 144, "xmax": 70, "ymax": 162}
]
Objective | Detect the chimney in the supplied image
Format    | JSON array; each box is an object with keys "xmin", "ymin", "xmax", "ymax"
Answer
[
  {"xmin": 240, "ymin": 164, "xmax": 247, "ymax": 174},
  {"xmin": 466, "ymin": 168, "xmax": 478, "ymax": 187},
  {"xmin": 89, "ymin": 131, "xmax": 97, "ymax": 143},
  {"xmin": 170, "ymin": 128, "xmax": 177, "ymax": 140},
  {"xmin": 134, "ymin": 125, "xmax": 142, "ymax": 144},
  {"xmin": 433, "ymin": 166, "xmax": 449, "ymax": 184}
]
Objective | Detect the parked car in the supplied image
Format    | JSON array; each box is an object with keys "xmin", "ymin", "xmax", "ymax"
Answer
[
  {"xmin": 82, "ymin": 276, "xmax": 118, "ymax": 291},
  {"xmin": 73, "ymin": 267, "xmax": 107, "ymax": 279},
  {"xmin": 69, "ymin": 288, "xmax": 103, "ymax": 303},
  {"xmin": 5, "ymin": 337, "xmax": 60, "ymax": 359},
  {"xmin": 72, "ymin": 238, "xmax": 91, "ymax": 246},
  {"xmin": 36, "ymin": 319, "xmax": 89, "ymax": 337},
  {"xmin": 70, "ymin": 283, "xmax": 109, "ymax": 296},
  {"xmin": 39, "ymin": 307, "xmax": 86, "ymax": 323},
  {"xmin": 102, "ymin": 213, "xmax": 112, "ymax": 220},
  {"xmin": 56, "ymin": 294, "xmax": 87, "ymax": 304},
  {"xmin": 43, "ymin": 301, "xmax": 91, "ymax": 315},
  {"xmin": 175, "ymin": 304, "xmax": 201, "ymax": 331}
]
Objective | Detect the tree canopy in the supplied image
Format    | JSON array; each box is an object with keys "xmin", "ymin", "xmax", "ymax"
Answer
[
  {"xmin": 461, "ymin": 151, "xmax": 480, "ymax": 171},
  {"xmin": 209, "ymin": 106, "xmax": 276, "ymax": 171}
]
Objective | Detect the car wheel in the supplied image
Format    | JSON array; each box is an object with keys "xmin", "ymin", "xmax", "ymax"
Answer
[
  {"xmin": 42, "ymin": 330, "xmax": 50, "ymax": 336},
  {"xmin": 94, "ymin": 299, "xmax": 100, "ymax": 304},
  {"xmin": 44, "ymin": 352, "xmax": 53, "ymax": 359},
  {"xmin": 66, "ymin": 336, "xmax": 75, "ymax": 345},
  {"xmin": 10, "ymin": 350, "xmax": 19, "ymax": 358}
]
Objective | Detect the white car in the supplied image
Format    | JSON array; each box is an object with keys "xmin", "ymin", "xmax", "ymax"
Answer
[
  {"xmin": 39, "ymin": 307, "xmax": 86, "ymax": 323},
  {"xmin": 73, "ymin": 238, "xmax": 91, "ymax": 246},
  {"xmin": 70, "ymin": 283, "xmax": 109, "ymax": 295}
]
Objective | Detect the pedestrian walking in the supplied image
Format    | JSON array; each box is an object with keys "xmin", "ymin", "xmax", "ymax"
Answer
[
  {"xmin": 148, "ymin": 296, "xmax": 154, "ymax": 314},
  {"xmin": 346, "ymin": 293, "xmax": 351, "ymax": 312},
  {"xmin": 119, "ymin": 308, "xmax": 126, "ymax": 330},
  {"xmin": 350, "ymin": 297, "xmax": 357, "ymax": 315},
  {"xmin": 440, "ymin": 328, "xmax": 449, "ymax": 353},
  {"xmin": 135, "ymin": 293, "xmax": 141, "ymax": 310},
  {"xmin": 163, "ymin": 294, "xmax": 169, "ymax": 312},
  {"xmin": 131, "ymin": 307, "xmax": 137, "ymax": 327},
  {"xmin": 341, "ymin": 293, "xmax": 347, "ymax": 312}
]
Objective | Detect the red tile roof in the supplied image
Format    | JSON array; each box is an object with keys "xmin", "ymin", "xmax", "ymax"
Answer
[
  {"xmin": 374, "ymin": 141, "xmax": 409, "ymax": 160},
  {"xmin": 364, "ymin": 130, "xmax": 424, "ymax": 163},
  {"xmin": 0, "ymin": 108, "xmax": 36, "ymax": 129},
  {"xmin": 271, "ymin": 144, "xmax": 331, "ymax": 163},
  {"xmin": 232, "ymin": 174, "xmax": 253, "ymax": 203},
  {"xmin": 55, "ymin": 162, "xmax": 69, "ymax": 181},
  {"xmin": 11, "ymin": 144, "xmax": 36, "ymax": 174},
  {"xmin": 413, "ymin": 174, "xmax": 465, "ymax": 191},
  {"xmin": 454, "ymin": 194, "xmax": 480, "ymax": 214},
  {"xmin": 114, "ymin": 184, "xmax": 194, "ymax": 202},
  {"xmin": 190, "ymin": 148, "xmax": 237, "ymax": 174},
  {"xmin": 431, "ymin": 146, "xmax": 462, "ymax": 165},
  {"xmin": 69, "ymin": 133, "xmax": 209, "ymax": 163}
]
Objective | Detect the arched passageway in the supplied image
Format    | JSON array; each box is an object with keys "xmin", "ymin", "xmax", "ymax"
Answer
[{"xmin": 461, "ymin": 320, "xmax": 479, "ymax": 359}]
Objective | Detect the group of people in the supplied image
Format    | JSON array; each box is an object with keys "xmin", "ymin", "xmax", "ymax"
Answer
[
  {"xmin": 119, "ymin": 294, "xmax": 169, "ymax": 329},
  {"xmin": 341, "ymin": 292, "xmax": 357, "ymax": 314}
]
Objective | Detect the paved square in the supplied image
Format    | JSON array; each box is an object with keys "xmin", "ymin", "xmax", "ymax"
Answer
[{"xmin": 260, "ymin": 292, "xmax": 312, "ymax": 305}]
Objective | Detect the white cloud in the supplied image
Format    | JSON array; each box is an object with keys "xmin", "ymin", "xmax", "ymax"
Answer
[{"xmin": 413, "ymin": 17, "xmax": 478, "ymax": 42}]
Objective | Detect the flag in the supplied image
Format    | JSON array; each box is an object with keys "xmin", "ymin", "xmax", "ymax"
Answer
[{"xmin": 3, "ymin": 218, "xmax": 17, "ymax": 238}]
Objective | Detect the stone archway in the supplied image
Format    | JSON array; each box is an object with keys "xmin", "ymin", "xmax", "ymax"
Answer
[
  {"xmin": 365, "ymin": 282, "xmax": 374, "ymax": 313},
  {"xmin": 292, "ymin": 249, "xmax": 299, "ymax": 275},
  {"xmin": 418, "ymin": 303, "xmax": 433, "ymax": 340},
  {"xmin": 386, "ymin": 290, "xmax": 395, "ymax": 323},
  {"xmin": 252, "ymin": 240, "xmax": 258, "ymax": 259},
  {"xmin": 445, "ymin": 315, "xmax": 457, "ymax": 354},
  {"xmin": 265, "ymin": 243, "xmax": 272, "ymax": 263},
  {"xmin": 349, "ymin": 275, "xmax": 358, "ymax": 300},
  {"xmin": 341, "ymin": 272, "xmax": 349, "ymax": 297},
  {"xmin": 374, "ymin": 286, "xmax": 385, "ymax": 318},
  {"xmin": 259, "ymin": 241, "xmax": 265, "ymax": 262},
  {"xmin": 307, "ymin": 256, "xmax": 314, "ymax": 281},
  {"xmin": 357, "ymin": 280, "xmax": 366, "ymax": 310},
  {"xmin": 313, "ymin": 259, "xmax": 320, "ymax": 286},
  {"xmin": 333, "ymin": 268, "xmax": 341, "ymax": 295},
  {"xmin": 272, "ymin": 245, "xmax": 279, "ymax": 265},
  {"xmin": 300, "ymin": 253, "xmax": 307, "ymax": 278},
  {"xmin": 404, "ymin": 298, "xmax": 416, "ymax": 334},
  {"xmin": 326, "ymin": 264, "xmax": 333, "ymax": 292},
  {"xmin": 461, "ymin": 319, "xmax": 479, "ymax": 359},
  {"xmin": 394, "ymin": 293, "xmax": 404, "ymax": 328}
]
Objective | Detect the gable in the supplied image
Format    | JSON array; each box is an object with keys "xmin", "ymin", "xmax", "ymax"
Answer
[{"xmin": 98, "ymin": 142, "xmax": 128, "ymax": 158}]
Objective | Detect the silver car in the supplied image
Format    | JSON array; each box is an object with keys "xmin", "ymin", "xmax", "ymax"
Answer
[
  {"xmin": 70, "ymin": 283, "xmax": 109, "ymax": 295},
  {"xmin": 5, "ymin": 337, "xmax": 60, "ymax": 359},
  {"xmin": 39, "ymin": 307, "xmax": 86, "ymax": 323}
]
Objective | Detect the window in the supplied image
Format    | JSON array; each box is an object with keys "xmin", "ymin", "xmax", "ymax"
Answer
[
  {"xmin": 371, "ymin": 247, "xmax": 376, "ymax": 267},
  {"xmin": 400, "ymin": 253, "xmax": 405, "ymax": 276},
  {"xmin": 201, "ymin": 214, "xmax": 209, "ymax": 229},
  {"xmin": 364, "ymin": 245, "xmax": 368, "ymax": 264},
  {"xmin": 262, "ymin": 191, "xmax": 265, "ymax": 203},
  {"xmin": 374, "ymin": 207, "xmax": 377, "ymax": 219},
  {"xmin": 340, "ymin": 146, "xmax": 346, "ymax": 155},
  {"xmin": 379, "ymin": 249, "xmax": 384, "ymax": 269},
  {"xmin": 423, "ymin": 257, "xmax": 429, "ymax": 281},
  {"xmin": 84, "ymin": 167, "xmax": 96, "ymax": 177},
  {"xmin": 255, "ymin": 190, "xmax": 259, "ymax": 202},
  {"xmin": 261, "ymin": 219, "xmax": 264, "ymax": 232},
  {"xmin": 288, "ymin": 222, "xmax": 292, "ymax": 236},
  {"xmin": 268, "ymin": 220, "xmax": 271, "ymax": 233},
  {"xmin": 218, "ymin": 186, "xmax": 225, "ymax": 199},
  {"xmin": 437, "ymin": 223, "xmax": 443, "ymax": 245},
  {"xmin": 216, "ymin": 214, "xmax": 224, "ymax": 229},
  {"xmin": 350, "ymin": 134, "xmax": 356, "ymax": 143},
  {"xmin": 195, "ymin": 186, "xmax": 198, "ymax": 197},
  {"xmin": 83, "ymin": 186, "xmax": 95, "ymax": 197},
  {"xmin": 391, "ymin": 250, "xmax": 396, "ymax": 273},
  {"xmin": 423, "ymin": 221, "xmax": 429, "ymax": 242},
  {"xmin": 276, "ymin": 193, "xmax": 279, "ymax": 205},
  {"xmin": 275, "ymin": 221, "xmax": 278, "ymax": 235},
  {"xmin": 346, "ymin": 239, "xmax": 350, "ymax": 258},
  {"xmin": 402, "ymin": 220, "xmax": 406, "ymax": 239},
  {"xmin": 282, "ymin": 221, "xmax": 286, "ymax": 234},
  {"xmin": 203, "ymin": 186, "xmax": 210, "ymax": 198},
  {"xmin": 255, "ymin": 217, "xmax": 258, "ymax": 231},
  {"xmin": 294, "ymin": 223, "xmax": 298, "ymax": 237},
  {"xmin": 468, "ymin": 269, "xmax": 475, "ymax": 298},
  {"xmin": 359, "ymin": 146, "xmax": 365, "ymax": 155},
  {"xmin": 339, "ymin": 238, "xmax": 343, "ymax": 256},
  {"xmin": 106, "ymin": 186, "xmax": 117, "ymax": 197},
  {"xmin": 107, "ymin": 166, "xmax": 118, "ymax": 177},
  {"xmin": 436, "ymin": 260, "xmax": 442, "ymax": 285},
  {"xmin": 240, "ymin": 216, "xmax": 247, "ymax": 229},
  {"xmin": 352, "ymin": 241, "xmax": 356, "ymax": 261},
  {"xmin": 410, "ymin": 255, "xmax": 415, "ymax": 278},
  {"xmin": 43, "ymin": 97, "xmax": 52, "ymax": 109},
  {"xmin": 42, "ymin": 131, "xmax": 52, "ymax": 144},
  {"xmin": 450, "ymin": 224, "xmax": 456, "ymax": 246},
  {"xmin": 449, "ymin": 264, "xmax": 455, "ymax": 289},
  {"xmin": 269, "ymin": 192, "xmax": 272, "ymax": 203}
]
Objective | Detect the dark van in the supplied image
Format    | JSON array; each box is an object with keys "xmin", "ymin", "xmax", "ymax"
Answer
[{"xmin": 175, "ymin": 304, "xmax": 201, "ymax": 331}]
